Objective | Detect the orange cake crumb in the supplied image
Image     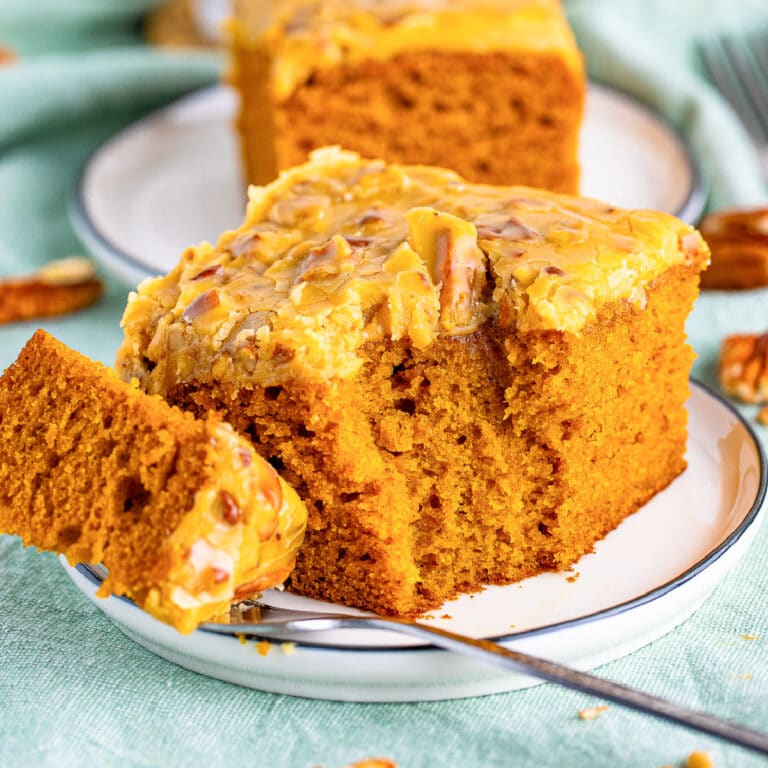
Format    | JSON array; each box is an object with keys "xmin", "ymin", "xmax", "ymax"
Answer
[
  {"xmin": 230, "ymin": 0, "xmax": 584, "ymax": 191},
  {"xmin": 343, "ymin": 760, "xmax": 398, "ymax": 768},
  {"xmin": 685, "ymin": 751, "xmax": 714, "ymax": 768},
  {"xmin": 577, "ymin": 705, "xmax": 609, "ymax": 720},
  {"xmin": 117, "ymin": 149, "xmax": 708, "ymax": 617},
  {"xmin": 0, "ymin": 331, "xmax": 307, "ymax": 633}
]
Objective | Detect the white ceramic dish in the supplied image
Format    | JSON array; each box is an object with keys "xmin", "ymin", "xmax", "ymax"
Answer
[
  {"xmin": 191, "ymin": 0, "xmax": 230, "ymax": 42},
  {"xmin": 69, "ymin": 83, "xmax": 706, "ymax": 288},
  {"xmin": 64, "ymin": 381, "xmax": 765, "ymax": 702}
]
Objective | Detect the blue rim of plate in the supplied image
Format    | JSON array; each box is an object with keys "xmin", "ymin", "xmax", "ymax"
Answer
[
  {"xmin": 73, "ymin": 378, "xmax": 767, "ymax": 654},
  {"xmin": 68, "ymin": 82, "xmax": 708, "ymax": 287}
]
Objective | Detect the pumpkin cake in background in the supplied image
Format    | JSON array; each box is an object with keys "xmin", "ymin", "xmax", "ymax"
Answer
[
  {"xmin": 229, "ymin": 0, "xmax": 585, "ymax": 192},
  {"xmin": 0, "ymin": 330, "xmax": 307, "ymax": 634},
  {"xmin": 117, "ymin": 147, "xmax": 710, "ymax": 617}
]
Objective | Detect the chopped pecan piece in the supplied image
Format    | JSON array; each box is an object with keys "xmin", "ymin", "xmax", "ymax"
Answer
[
  {"xmin": 356, "ymin": 207, "xmax": 390, "ymax": 227},
  {"xmin": 406, "ymin": 207, "xmax": 489, "ymax": 335},
  {"xmin": 344, "ymin": 236, "xmax": 374, "ymax": 248},
  {"xmin": 718, "ymin": 332, "xmax": 768, "ymax": 403},
  {"xmin": 191, "ymin": 264, "xmax": 222, "ymax": 281},
  {"xmin": 434, "ymin": 229, "xmax": 487, "ymax": 334},
  {"xmin": 475, "ymin": 213, "xmax": 540, "ymax": 242},
  {"xmin": 296, "ymin": 236, "xmax": 355, "ymax": 282},
  {"xmin": 270, "ymin": 194, "xmax": 330, "ymax": 227},
  {"xmin": 700, "ymin": 207, "xmax": 768, "ymax": 289},
  {"xmin": 227, "ymin": 224, "xmax": 279, "ymax": 257},
  {"xmin": 182, "ymin": 289, "xmax": 220, "ymax": 322},
  {"xmin": 220, "ymin": 491, "xmax": 243, "ymax": 525}
]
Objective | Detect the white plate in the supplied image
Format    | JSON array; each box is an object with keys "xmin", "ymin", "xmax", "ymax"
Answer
[
  {"xmin": 69, "ymin": 83, "xmax": 706, "ymax": 288},
  {"xmin": 63, "ymin": 381, "xmax": 765, "ymax": 702},
  {"xmin": 191, "ymin": 0, "xmax": 230, "ymax": 42}
]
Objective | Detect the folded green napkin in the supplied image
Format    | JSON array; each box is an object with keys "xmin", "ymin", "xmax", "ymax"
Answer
[
  {"xmin": 1, "ymin": 3, "xmax": 767, "ymax": 767},
  {"xmin": 567, "ymin": 0, "xmax": 768, "ymax": 210}
]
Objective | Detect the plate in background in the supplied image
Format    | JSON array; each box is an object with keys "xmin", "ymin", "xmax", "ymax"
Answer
[
  {"xmin": 63, "ymin": 382, "xmax": 765, "ymax": 702},
  {"xmin": 191, "ymin": 0, "xmax": 230, "ymax": 42},
  {"xmin": 69, "ymin": 83, "xmax": 706, "ymax": 288}
]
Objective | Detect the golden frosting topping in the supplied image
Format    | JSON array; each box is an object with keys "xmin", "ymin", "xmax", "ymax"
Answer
[
  {"xmin": 231, "ymin": 0, "xmax": 584, "ymax": 100},
  {"xmin": 117, "ymin": 148, "xmax": 706, "ymax": 391},
  {"xmin": 137, "ymin": 418, "xmax": 307, "ymax": 634}
]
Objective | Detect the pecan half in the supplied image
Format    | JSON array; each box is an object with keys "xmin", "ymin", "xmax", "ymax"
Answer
[
  {"xmin": 700, "ymin": 207, "xmax": 768, "ymax": 289},
  {"xmin": 0, "ymin": 257, "xmax": 103, "ymax": 324},
  {"xmin": 718, "ymin": 332, "xmax": 768, "ymax": 403}
]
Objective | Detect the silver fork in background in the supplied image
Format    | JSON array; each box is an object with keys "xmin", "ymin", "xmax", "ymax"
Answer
[
  {"xmin": 201, "ymin": 599, "xmax": 768, "ymax": 758},
  {"xmin": 699, "ymin": 31, "xmax": 768, "ymax": 176}
]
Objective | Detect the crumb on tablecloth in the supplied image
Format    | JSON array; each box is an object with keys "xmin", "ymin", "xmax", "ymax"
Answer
[
  {"xmin": 685, "ymin": 750, "xmax": 714, "ymax": 768},
  {"xmin": 577, "ymin": 705, "xmax": 609, "ymax": 720}
]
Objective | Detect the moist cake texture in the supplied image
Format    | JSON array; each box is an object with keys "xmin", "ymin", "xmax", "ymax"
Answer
[
  {"xmin": 117, "ymin": 148, "xmax": 709, "ymax": 616},
  {"xmin": 230, "ymin": 0, "xmax": 584, "ymax": 191},
  {"xmin": 0, "ymin": 330, "xmax": 307, "ymax": 633}
]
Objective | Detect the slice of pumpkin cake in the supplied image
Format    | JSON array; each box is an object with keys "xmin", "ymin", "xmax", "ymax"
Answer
[
  {"xmin": 230, "ymin": 0, "xmax": 585, "ymax": 191},
  {"xmin": 0, "ymin": 330, "xmax": 307, "ymax": 633},
  {"xmin": 117, "ymin": 147, "xmax": 709, "ymax": 617}
]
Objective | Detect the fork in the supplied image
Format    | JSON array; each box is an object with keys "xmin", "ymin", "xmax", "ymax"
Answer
[
  {"xmin": 699, "ymin": 31, "xmax": 768, "ymax": 176},
  {"xmin": 75, "ymin": 563, "xmax": 768, "ymax": 756},
  {"xmin": 203, "ymin": 599, "xmax": 768, "ymax": 757}
]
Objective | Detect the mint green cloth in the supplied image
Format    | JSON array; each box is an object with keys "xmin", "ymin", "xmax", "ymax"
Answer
[{"xmin": 1, "ymin": 2, "xmax": 768, "ymax": 766}]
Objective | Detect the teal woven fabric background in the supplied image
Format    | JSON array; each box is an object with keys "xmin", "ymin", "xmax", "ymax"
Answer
[{"xmin": 1, "ymin": 1, "xmax": 768, "ymax": 765}]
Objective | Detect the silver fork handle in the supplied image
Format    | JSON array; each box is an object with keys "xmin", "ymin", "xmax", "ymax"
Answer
[{"xmin": 206, "ymin": 616, "xmax": 768, "ymax": 757}]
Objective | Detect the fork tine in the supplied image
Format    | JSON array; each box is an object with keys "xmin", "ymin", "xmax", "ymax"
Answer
[
  {"xmin": 722, "ymin": 35, "xmax": 768, "ymax": 139},
  {"xmin": 700, "ymin": 37, "xmax": 767, "ymax": 144}
]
